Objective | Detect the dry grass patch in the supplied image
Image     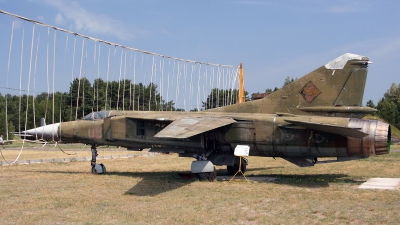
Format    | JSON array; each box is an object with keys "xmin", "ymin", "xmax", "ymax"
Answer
[
  {"xmin": 0, "ymin": 151, "xmax": 400, "ymax": 224},
  {"xmin": 0, "ymin": 144, "xmax": 148, "ymax": 163}
]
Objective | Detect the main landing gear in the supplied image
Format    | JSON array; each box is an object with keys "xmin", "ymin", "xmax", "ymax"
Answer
[
  {"xmin": 227, "ymin": 157, "xmax": 248, "ymax": 176},
  {"xmin": 190, "ymin": 156, "xmax": 248, "ymax": 181},
  {"xmin": 91, "ymin": 144, "xmax": 106, "ymax": 174},
  {"xmin": 191, "ymin": 160, "xmax": 217, "ymax": 182}
]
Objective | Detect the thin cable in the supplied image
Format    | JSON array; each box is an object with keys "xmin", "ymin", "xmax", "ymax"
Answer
[
  {"xmin": 116, "ymin": 48, "xmax": 123, "ymax": 110},
  {"xmin": 197, "ymin": 64, "xmax": 202, "ymax": 111},
  {"xmin": 175, "ymin": 61, "xmax": 181, "ymax": 111},
  {"xmin": 96, "ymin": 42, "xmax": 101, "ymax": 112},
  {"xmin": 24, "ymin": 23, "xmax": 35, "ymax": 143},
  {"xmin": 70, "ymin": 35, "xmax": 77, "ymax": 120},
  {"xmin": 189, "ymin": 64, "xmax": 196, "ymax": 110},
  {"xmin": 18, "ymin": 21, "xmax": 25, "ymax": 134},
  {"xmin": 123, "ymin": 49, "xmax": 127, "ymax": 111},
  {"xmin": 52, "ymin": 28, "xmax": 56, "ymax": 136},
  {"xmin": 5, "ymin": 16, "xmax": 15, "ymax": 140},
  {"xmin": 92, "ymin": 41, "xmax": 97, "ymax": 114},
  {"xmin": 128, "ymin": 51, "xmax": 132, "ymax": 110},
  {"xmin": 59, "ymin": 32, "xmax": 69, "ymax": 142},
  {"xmin": 44, "ymin": 27, "xmax": 50, "ymax": 129},
  {"xmin": 32, "ymin": 28, "xmax": 41, "ymax": 139},
  {"xmin": 159, "ymin": 57, "xmax": 165, "ymax": 110},
  {"xmin": 149, "ymin": 55, "xmax": 155, "ymax": 111},
  {"xmin": 75, "ymin": 38, "xmax": 85, "ymax": 120},
  {"xmin": 105, "ymin": 45, "xmax": 110, "ymax": 111},
  {"xmin": 133, "ymin": 51, "xmax": 137, "ymax": 111},
  {"xmin": 0, "ymin": 10, "xmax": 239, "ymax": 69}
]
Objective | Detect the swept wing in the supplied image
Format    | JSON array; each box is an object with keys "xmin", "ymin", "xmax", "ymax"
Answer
[{"xmin": 154, "ymin": 116, "xmax": 236, "ymax": 139}]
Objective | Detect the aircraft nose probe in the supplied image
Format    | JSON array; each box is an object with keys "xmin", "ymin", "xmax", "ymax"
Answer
[{"xmin": 23, "ymin": 123, "xmax": 60, "ymax": 141}]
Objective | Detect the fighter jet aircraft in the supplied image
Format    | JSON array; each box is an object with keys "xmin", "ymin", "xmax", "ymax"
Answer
[{"xmin": 22, "ymin": 53, "xmax": 391, "ymax": 181}]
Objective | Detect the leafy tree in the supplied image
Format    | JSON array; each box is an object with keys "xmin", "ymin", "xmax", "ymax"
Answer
[
  {"xmin": 377, "ymin": 98, "xmax": 397, "ymax": 125},
  {"xmin": 376, "ymin": 82, "xmax": 400, "ymax": 128},
  {"xmin": 283, "ymin": 76, "xmax": 297, "ymax": 87},
  {"xmin": 202, "ymin": 88, "xmax": 249, "ymax": 110},
  {"xmin": 366, "ymin": 99, "xmax": 376, "ymax": 116},
  {"xmin": 366, "ymin": 99, "xmax": 376, "ymax": 108},
  {"xmin": 0, "ymin": 77, "xmax": 180, "ymax": 132}
]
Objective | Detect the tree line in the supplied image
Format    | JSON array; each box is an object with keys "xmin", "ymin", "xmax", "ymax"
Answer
[
  {"xmin": 367, "ymin": 82, "xmax": 400, "ymax": 129},
  {"xmin": 0, "ymin": 78, "xmax": 180, "ymax": 135}
]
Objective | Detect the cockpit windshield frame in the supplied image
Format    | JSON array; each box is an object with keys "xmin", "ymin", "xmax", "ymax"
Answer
[{"xmin": 83, "ymin": 110, "xmax": 113, "ymax": 121}]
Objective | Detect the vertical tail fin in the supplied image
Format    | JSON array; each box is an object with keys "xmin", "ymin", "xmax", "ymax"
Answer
[{"xmin": 210, "ymin": 53, "xmax": 374, "ymax": 117}]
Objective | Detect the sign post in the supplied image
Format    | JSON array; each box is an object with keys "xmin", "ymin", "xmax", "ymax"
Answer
[{"xmin": 229, "ymin": 145, "xmax": 250, "ymax": 182}]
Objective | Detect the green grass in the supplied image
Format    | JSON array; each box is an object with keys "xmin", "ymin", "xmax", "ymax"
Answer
[{"xmin": 1, "ymin": 150, "xmax": 400, "ymax": 224}]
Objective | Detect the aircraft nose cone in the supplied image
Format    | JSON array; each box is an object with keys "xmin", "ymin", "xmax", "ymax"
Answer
[{"xmin": 24, "ymin": 123, "xmax": 60, "ymax": 141}]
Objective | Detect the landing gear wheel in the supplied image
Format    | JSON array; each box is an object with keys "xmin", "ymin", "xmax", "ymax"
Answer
[
  {"xmin": 227, "ymin": 157, "xmax": 247, "ymax": 176},
  {"xmin": 90, "ymin": 144, "xmax": 106, "ymax": 174},
  {"xmin": 92, "ymin": 163, "xmax": 106, "ymax": 174},
  {"xmin": 195, "ymin": 166, "xmax": 217, "ymax": 182}
]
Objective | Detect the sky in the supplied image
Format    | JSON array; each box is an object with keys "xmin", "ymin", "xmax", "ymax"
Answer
[{"xmin": 0, "ymin": 0, "xmax": 399, "ymax": 106}]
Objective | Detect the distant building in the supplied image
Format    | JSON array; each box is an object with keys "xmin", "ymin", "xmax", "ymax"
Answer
[{"xmin": 252, "ymin": 92, "xmax": 270, "ymax": 100}]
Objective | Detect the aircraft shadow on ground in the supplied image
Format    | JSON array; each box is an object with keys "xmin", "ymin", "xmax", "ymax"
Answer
[
  {"xmin": 108, "ymin": 171, "xmax": 195, "ymax": 196},
  {"xmin": 24, "ymin": 169, "xmax": 363, "ymax": 194},
  {"xmin": 264, "ymin": 173, "xmax": 364, "ymax": 188},
  {"xmin": 246, "ymin": 166, "xmax": 285, "ymax": 172},
  {"xmin": 24, "ymin": 169, "xmax": 196, "ymax": 196}
]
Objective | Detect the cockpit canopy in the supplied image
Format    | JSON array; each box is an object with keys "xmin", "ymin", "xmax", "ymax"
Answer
[{"xmin": 83, "ymin": 110, "xmax": 114, "ymax": 121}]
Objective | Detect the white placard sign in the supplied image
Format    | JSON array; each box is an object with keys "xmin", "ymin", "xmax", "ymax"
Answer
[{"xmin": 234, "ymin": 145, "xmax": 250, "ymax": 157}]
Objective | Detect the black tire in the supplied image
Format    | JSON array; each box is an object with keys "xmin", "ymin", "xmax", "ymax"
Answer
[
  {"xmin": 195, "ymin": 166, "xmax": 217, "ymax": 182},
  {"xmin": 100, "ymin": 164, "xmax": 106, "ymax": 174},
  {"xmin": 227, "ymin": 158, "xmax": 247, "ymax": 175},
  {"xmin": 91, "ymin": 163, "xmax": 106, "ymax": 174}
]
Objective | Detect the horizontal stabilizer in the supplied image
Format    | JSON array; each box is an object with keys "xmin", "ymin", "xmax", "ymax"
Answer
[
  {"xmin": 284, "ymin": 119, "xmax": 368, "ymax": 138},
  {"xmin": 298, "ymin": 106, "xmax": 377, "ymax": 114},
  {"xmin": 154, "ymin": 117, "xmax": 236, "ymax": 139}
]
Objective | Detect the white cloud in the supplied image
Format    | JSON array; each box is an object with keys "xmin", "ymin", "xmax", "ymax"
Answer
[
  {"xmin": 325, "ymin": 0, "xmax": 371, "ymax": 14},
  {"xmin": 234, "ymin": 1, "xmax": 274, "ymax": 6},
  {"xmin": 367, "ymin": 37, "xmax": 400, "ymax": 60},
  {"xmin": 13, "ymin": 19, "xmax": 23, "ymax": 29},
  {"xmin": 41, "ymin": 0, "xmax": 146, "ymax": 41},
  {"xmin": 54, "ymin": 13, "xmax": 64, "ymax": 25},
  {"xmin": 327, "ymin": 6, "xmax": 357, "ymax": 13},
  {"xmin": 321, "ymin": 36, "xmax": 400, "ymax": 63}
]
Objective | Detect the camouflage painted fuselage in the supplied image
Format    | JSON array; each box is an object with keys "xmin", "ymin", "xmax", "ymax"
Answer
[{"xmin": 58, "ymin": 110, "xmax": 390, "ymax": 165}]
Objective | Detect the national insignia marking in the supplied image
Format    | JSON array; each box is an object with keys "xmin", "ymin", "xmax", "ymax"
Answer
[{"xmin": 300, "ymin": 81, "xmax": 321, "ymax": 103}]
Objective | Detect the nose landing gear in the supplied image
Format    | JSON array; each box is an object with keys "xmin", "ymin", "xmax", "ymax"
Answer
[{"xmin": 91, "ymin": 144, "xmax": 106, "ymax": 174}]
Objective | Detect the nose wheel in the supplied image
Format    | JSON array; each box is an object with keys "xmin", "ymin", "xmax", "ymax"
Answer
[{"xmin": 91, "ymin": 144, "xmax": 106, "ymax": 174}]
